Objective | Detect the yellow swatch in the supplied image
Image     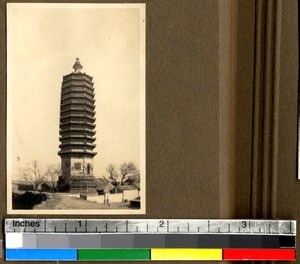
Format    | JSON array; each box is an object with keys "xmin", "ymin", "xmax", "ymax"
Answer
[{"xmin": 151, "ymin": 249, "xmax": 222, "ymax": 260}]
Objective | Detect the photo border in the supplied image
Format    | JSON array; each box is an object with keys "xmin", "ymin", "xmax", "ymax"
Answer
[{"xmin": 6, "ymin": 3, "xmax": 146, "ymax": 215}]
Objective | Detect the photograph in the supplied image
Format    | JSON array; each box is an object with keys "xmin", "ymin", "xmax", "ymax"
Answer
[{"xmin": 7, "ymin": 3, "xmax": 146, "ymax": 214}]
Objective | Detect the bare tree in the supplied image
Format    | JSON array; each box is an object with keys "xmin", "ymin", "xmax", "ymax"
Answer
[
  {"xmin": 119, "ymin": 162, "xmax": 137, "ymax": 185},
  {"xmin": 106, "ymin": 164, "xmax": 119, "ymax": 187},
  {"xmin": 126, "ymin": 171, "xmax": 140, "ymax": 184},
  {"xmin": 45, "ymin": 164, "xmax": 61, "ymax": 192},
  {"xmin": 18, "ymin": 160, "xmax": 46, "ymax": 191}
]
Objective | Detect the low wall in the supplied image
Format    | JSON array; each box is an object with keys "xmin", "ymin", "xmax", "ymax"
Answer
[
  {"xmin": 87, "ymin": 196, "xmax": 105, "ymax": 204},
  {"xmin": 123, "ymin": 190, "xmax": 139, "ymax": 201},
  {"xmin": 109, "ymin": 193, "xmax": 123, "ymax": 203},
  {"xmin": 66, "ymin": 193, "xmax": 80, "ymax": 198},
  {"xmin": 85, "ymin": 192, "xmax": 138, "ymax": 204}
]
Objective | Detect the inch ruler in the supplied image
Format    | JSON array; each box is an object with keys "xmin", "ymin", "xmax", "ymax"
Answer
[{"xmin": 5, "ymin": 219, "xmax": 296, "ymax": 261}]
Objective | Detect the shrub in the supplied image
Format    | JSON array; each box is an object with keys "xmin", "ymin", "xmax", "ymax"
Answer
[{"xmin": 12, "ymin": 191, "xmax": 48, "ymax": 209}]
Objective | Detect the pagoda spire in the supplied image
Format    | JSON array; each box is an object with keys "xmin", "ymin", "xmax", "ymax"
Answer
[{"xmin": 73, "ymin": 58, "xmax": 83, "ymax": 73}]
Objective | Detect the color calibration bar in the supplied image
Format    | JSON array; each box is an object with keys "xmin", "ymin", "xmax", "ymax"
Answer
[
  {"xmin": 5, "ymin": 219, "xmax": 296, "ymax": 261},
  {"xmin": 5, "ymin": 249, "xmax": 296, "ymax": 261}
]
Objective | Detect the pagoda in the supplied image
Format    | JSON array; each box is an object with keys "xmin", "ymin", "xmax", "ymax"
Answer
[{"xmin": 57, "ymin": 58, "xmax": 97, "ymax": 195}]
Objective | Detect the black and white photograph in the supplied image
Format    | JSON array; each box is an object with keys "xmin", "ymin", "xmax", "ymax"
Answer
[{"xmin": 7, "ymin": 3, "xmax": 146, "ymax": 214}]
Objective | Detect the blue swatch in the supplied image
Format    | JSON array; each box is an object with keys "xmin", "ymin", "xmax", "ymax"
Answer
[{"xmin": 6, "ymin": 249, "xmax": 77, "ymax": 261}]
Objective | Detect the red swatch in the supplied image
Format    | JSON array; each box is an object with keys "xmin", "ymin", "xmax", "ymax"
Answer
[{"xmin": 223, "ymin": 249, "xmax": 296, "ymax": 261}]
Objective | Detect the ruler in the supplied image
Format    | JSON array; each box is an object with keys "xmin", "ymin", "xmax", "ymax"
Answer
[{"xmin": 5, "ymin": 219, "xmax": 296, "ymax": 261}]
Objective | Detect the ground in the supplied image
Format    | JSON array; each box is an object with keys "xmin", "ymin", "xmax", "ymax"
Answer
[{"xmin": 33, "ymin": 193, "xmax": 131, "ymax": 210}]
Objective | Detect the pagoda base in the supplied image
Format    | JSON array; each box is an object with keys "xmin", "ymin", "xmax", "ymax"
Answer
[
  {"xmin": 57, "ymin": 176, "xmax": 70, "ymax": 192},
  {"xmin": 57, "ymin": 176, "xmax": 98, "ymax": 195},
  {"xmin": 70, "ymin": 177, "xmax": 97, "ymax": 196},
  {"xmin": 69, "ymin": 182, "xmax": 98, "ymax": 196}
]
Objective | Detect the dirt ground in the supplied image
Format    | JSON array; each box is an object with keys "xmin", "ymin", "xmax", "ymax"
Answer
[{"xmin": 33, "ymin": 193, "xmax": 131, "ymax": 210}]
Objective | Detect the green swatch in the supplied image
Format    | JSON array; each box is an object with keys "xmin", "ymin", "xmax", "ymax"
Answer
[{"xmin": 78, "ymin": 249, "xmax": 151, "ymax": 261}]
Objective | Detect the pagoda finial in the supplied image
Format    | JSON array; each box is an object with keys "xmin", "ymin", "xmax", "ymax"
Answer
[{"xmin": 73, "ymin": 58, "xmax": 83, "ymax": 73}]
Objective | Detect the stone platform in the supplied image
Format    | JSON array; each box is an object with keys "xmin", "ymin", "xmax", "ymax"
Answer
[{"xmin": 57, "ymin": 175, "xmax": 98, "ymax": 195}]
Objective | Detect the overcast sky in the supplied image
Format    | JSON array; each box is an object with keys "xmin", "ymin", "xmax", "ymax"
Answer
[{"xmin": 7, "ymin": 3, "xmax": 145, "ymax": 180}]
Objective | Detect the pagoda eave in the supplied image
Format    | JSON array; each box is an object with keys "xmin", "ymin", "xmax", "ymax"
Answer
[
  {"xmin": 59, "ymin": 135, "xmax": 96, "ymax": 141},
  {"xmin": 62, "ymin": 88, "xmax": 94, "ymax": 96},
  {"xmin": 60, "ymin": 121, "xmax": 96, "ymax": 128},
  {"xmin": 59, "ymin": 143, "xmax": 96, "ymax": 148},
  {"xmin": 60, "ymin": 102, "xmax": 95, "ymax": 109},
  {"xmin": 60, "ymin": 116, "xmax": 96, "ymax": 122},
  {"xmin": 62, "ymin": 82, "xmax": 94, "ymax": 89},
  {"xmin": 58, "ymin": 150, "xmax": 97, "ymax": 156},
  {"xmin": 60, "ymin": 128, "xmax": 96, "ymax": 133},
  {"xmin": 63, "ymin": 72, "xmax": 94, "ymax": 81},
  {"xmin": 61, "ymin": 97, "xmax": 95, "ymax": 103},
  {"xmin": 60, "ymin": 108, "xmax": 95, "ymax": 116}
]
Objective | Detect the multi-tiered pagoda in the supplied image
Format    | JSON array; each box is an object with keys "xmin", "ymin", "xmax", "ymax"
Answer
[{"xmin": 57, "ymin": 58, "xmax": 97, "ymax": 195}]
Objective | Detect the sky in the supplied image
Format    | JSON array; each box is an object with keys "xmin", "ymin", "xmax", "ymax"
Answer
[{"xmin": 7, "ymin": 3, "xmax": 145, "ymax": 180}]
